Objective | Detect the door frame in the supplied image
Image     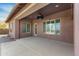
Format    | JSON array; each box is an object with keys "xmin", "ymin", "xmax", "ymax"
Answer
[{"xmin": 33, "ymin": 23, "xmax": 38, "ymax": 36}]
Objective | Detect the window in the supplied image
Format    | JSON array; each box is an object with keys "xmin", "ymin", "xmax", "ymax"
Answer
[
  {"xmin": 50, "ymin": 21, "xmax": 55, "ymax": 34},
  {"xmin": 22, "ymin": 23, "xmax": 26, "ymax": 32},
  {"xmin": 26, "ymin": 24, "xmax": 30, "ymax": 32},
  {"xmin": 43, "ymin": 18, "xmax": 60, "ymax": 34},
  {"xmin": 55, "ymin": 19, "xmax": 60, "ymax": 34},
  {"xmin": 46, "ymin": 21, "xmax": 50, "ymax": 32},
  {"xmin": 22, "ymin": 23, "xmax": 31, "ymax": 33}
]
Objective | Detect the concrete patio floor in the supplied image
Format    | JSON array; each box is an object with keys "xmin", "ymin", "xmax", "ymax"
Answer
[
  {"xmin": 0, "ymin": 35, "xmax": 14, "ymax": 43},
  {"xmin": 0, "ymin": 37, "xmax": 74, "ymax": 56}
]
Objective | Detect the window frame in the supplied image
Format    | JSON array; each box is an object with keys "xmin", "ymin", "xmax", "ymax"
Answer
[
  {"xmin": 22, "ymin": 22, "xmax": 31, "ymax": 33},
  {"xmin": 43, "ymin": 18, "xmax": 61, "ymax": 35},
  {"xmin": 22, "ymin": 22, "xmax": 26, "ymax": 33},
  {"xmin": 55, "ymin": 18, "xmax": 61, "ymax": 35},
  {"xmin": 26, "ymin": 23, "xmax": 31, "ymax": 33}
]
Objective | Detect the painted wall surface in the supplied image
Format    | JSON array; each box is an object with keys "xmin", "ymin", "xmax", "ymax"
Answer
[
  {"xmin": 8, "ymin": 19, "xmax": 16, "ymax": 39},
  {"xmin": 19, "ymin": 19, "xmax": 32, "ymax": 38},
  {"xmin": 8, "ymin": 18, "xmax": 20, "ymax": 39},
  {"xmin": 74, "ymin": 3, "xmax": 79, "ymax": 56},
  {"xmin": 15, "ymin": 20, "xmax": 20, "ymax": 39},
  {"xmin": 32, "ymin": 9, "xmax": 73, "ymax": 43},
  {"xmin": 8, "ymin": 8, "xmax": 73, "ymax": 44}
]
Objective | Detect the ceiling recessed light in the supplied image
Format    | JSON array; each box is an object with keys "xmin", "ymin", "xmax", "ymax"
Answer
[{"xmin": 55, "ymin": 5, "xmax": 59, "ymax": 7}]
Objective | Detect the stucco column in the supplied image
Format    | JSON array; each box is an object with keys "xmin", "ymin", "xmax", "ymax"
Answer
[
  {"xmin": 15, "ymin": 19, "xmax": 20, "ymax": 39},
  {"xmin": 74, "ymin": 3, "xmax": 79, "ymax": 56}
]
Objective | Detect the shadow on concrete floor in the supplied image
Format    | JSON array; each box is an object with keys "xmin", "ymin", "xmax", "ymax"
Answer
[{"xmin": 0, "ymin": 35, "xmax": 15, "ymax": 43}]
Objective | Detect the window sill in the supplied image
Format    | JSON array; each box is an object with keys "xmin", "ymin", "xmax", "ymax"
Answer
[
  {"xmin": 22, "ymin": 32, "xmax": 31, "ymax": 33},
  {"xmin": 43, "ymin": 32, "xmax": 60, "ymax": 35},
  {"xmin": 45, "ymin": 32, "xmax": 55, "ymax": 35}
]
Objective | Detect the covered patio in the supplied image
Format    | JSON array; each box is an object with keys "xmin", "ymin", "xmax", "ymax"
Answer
[
  {"xmin": 1, "ymin": 37, "xmax": 74, "ymax": 56},
  {"xmin": 2, "ymin": 3, "xmax": 74, "ymax": 56}
]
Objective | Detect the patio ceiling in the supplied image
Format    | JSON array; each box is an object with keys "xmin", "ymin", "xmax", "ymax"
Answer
[
  {"xmin": 6, "ymin": 3, "xmax": 49, "ymax": 22},
  {"xmin": 25, "ymin": 3, "xmax": 73, "ymax": 20},
  {"xmin": 17, "ymin": 3, "xmax": 49, "ymax": 20},
  {"xmin": 6, "ymin": 3, "xmax": 73, "ymax": 22}
]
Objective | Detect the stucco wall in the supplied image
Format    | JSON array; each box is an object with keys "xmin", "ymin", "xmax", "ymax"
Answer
[
  {"xmin": 8, "ymin": 19, "xmax": 16, "ymax": 39},
  {"xmin": 32, "ymin": 9, "xmax": 73, "ymax": 43},
  {"xmin": 19, "ymin": 19, "xmax": 32, "ymax": 38},
  {"xmin": 74, "ymin": 3, "xmax": 79, "ymax": 56},
  {"xmin": 8, "ymin": 8, "xmax": 73, "ymax": 44}
]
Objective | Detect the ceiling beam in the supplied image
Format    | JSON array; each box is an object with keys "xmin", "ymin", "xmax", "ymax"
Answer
[{"xmin": 15, "ymin": 3, "xmax": 49, "ymax": 20}]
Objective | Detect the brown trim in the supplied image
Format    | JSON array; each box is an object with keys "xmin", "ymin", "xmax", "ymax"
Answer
[{"xmin": 19, "ymin": 20, "xmax": 20, "ymax": 39}]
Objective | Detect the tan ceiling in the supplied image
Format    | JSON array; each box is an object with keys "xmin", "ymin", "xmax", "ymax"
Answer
[{"xmin": 26, "ymin": 3, "xmax": 73, "ymax": 20}]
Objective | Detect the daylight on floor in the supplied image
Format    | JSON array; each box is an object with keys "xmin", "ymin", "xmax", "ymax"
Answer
[{"xmin": 0, "ymin": 3, "xmax": 79, "ymax": 56}]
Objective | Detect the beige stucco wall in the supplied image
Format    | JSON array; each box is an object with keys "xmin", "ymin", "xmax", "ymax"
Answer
[
  {"xmin": 8, "ymin": 18, "xmax": 20, "ymax": 39},
  {"xmin": 9, "ymin": 19, "xmax": 16, "ymax": 39},
  {"xmin": 32, "ymin": 9, "xmax": 73, "ymax": 43},
  {"xmin": 8, "ymin": 8, "xmax": 73, "ymax": 44},
  {"xmin": 19, "ymin": 19, "xmax": 32, "ymax": 38},
  {"xmin": 74, "ymin": 3, "xmax": 79, "ymax": 56}
]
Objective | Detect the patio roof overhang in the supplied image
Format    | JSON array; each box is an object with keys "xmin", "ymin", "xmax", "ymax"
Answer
[
  {"xmin": 5, "ymin": 3, "xmax": 27, "ymax": 22},
  {"xmin": 5, "ymin": 3, "xmax": 49, "ymax": 23},
  {"xmin": 26, "ymin": 3, "xmax": 73, "ymax": 20}
]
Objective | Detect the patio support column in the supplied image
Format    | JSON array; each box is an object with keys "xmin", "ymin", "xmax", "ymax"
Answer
[
  {"xmin": 74, "ymin": 3, "xmax": 79, "ymax": 56},
  {"xmin": 15, "ymin": 19, "xmax": 20, "ymax": 39}
]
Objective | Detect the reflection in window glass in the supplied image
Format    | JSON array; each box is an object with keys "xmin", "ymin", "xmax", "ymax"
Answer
[
  {"xmin": 22, "ymin": 23, "xmax": 30, "ymax": 33},
  {"xmin": 46, "ymin": 21, "xmax": 50, "ymax": 32},
  {"xmin": 22, "ymin": 23, "xmax": 26, "ymax": 32},
  {"xmin": 55, "ymin": 19, "xmax": 60, "ymax": 34},
  {"xmin": 27, "ymin": 24, "xmax": 30, "ymax": 32},
  {"xmin": 43, "ymin": 19, "xmax": 60, "ymax": 35},
  {"xmin": 51, "ymin": 21, "xmax": 55, "ymax": 34}
]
